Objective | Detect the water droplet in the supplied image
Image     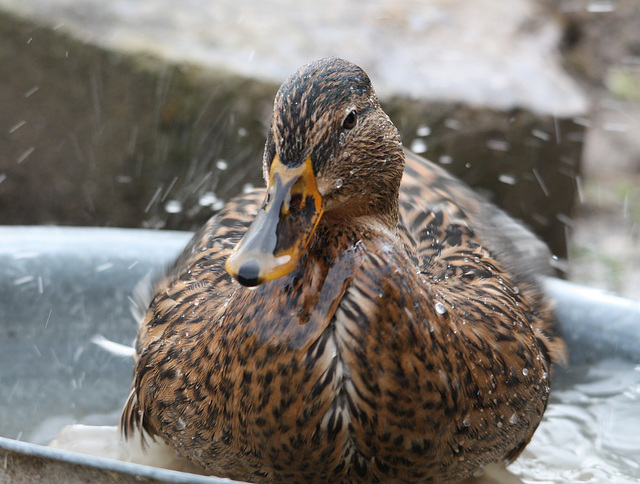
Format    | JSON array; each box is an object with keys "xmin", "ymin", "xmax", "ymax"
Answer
[
  {"xmin": 496, "ymin": 421, "xmax": 503, "ymax": 428},
  {"xmin": 438, "ymin": 155, "xmax": 453, "ymax": 165},
  {"xmin": 335, "ymin": 178, "xmax": 343, "ymax": 189},
  {"xmin": 416, "ymin": 124, "xmax": 431, "ymax": 137},
  {"xmin": 498, "ymin": 173, "xmax": 517, "ymax": 185},
  {"xmin": 410, "ymin": 138, "xmax": 427, "ymax": 154},
  {"xmin": 24, "ymin": 86, "xmax": 39, "ymax": 98},
  {"xmin": 444, "ymin": 118, "xmax": 461, "ymax": 130},
  {"xmin": 199, "ymin": 191, "xmax": 217, "ymax": 206},
  {"xmin": 216, "ymin": 159, "xmax": 228, "ymax": 170},
  {"xmin": 178, "ymin": 417, "xmax": 186, "ymax": 429},
  {"xmin": 462, "ymin": 416, "xmax": 472, "ymax": 427},
  {"xmin": 164, "ymin": 200, "xmax": 183, "ymax": 214},
  {"xmin": 509, "ymin": 413, "xmax": 519, "ymax": 425},
  {"xmin": 542, "ymin": 372, "xmax": 548, "ymax": 380},
  {"xmin": 213, "ymin": 200, "xmax": 225, "ymax": 211},
  {"xmin": 15, "ymin": 146, "xmax": 34, "ymax": 164},
  {"xmin": 532, "ymin": 129, "xmax": 551, "ymax": 141},
  {"xmin": 533, "ymin": 168, "xmax": 550, "ymax": 197},
  {"xmin": 199, "ymin": 191, "xmax": 225, "ymax": 211},
  {"xmin": 523, "ymin": 368, "xmax": 529, "ymax": 376},
  {"xmin": 435, "ymin": 302, "xmax": 447, "ymax": 315},
  {"xmin": 9, "ymin": 120, "xmax": 26, "ymax": 133},
  {"xmin": 242, "ymin": 183, "xmax": 254, "ymax": 194},
  {"xmin": 486, "ymin": 139, "xmax": 510, "ymax": 152}
]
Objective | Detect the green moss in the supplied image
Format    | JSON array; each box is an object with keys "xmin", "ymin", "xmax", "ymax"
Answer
[{"xmin": 606, "ymin": 67, "xmax": 640, "ymax": 101}]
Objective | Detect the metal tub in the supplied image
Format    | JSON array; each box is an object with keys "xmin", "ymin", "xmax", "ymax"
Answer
[{"xmin": 1, "ymin": 226, "xmax": 639, "ymax": 482}]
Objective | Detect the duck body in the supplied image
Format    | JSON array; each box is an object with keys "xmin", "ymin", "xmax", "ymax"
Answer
[{"xmin": 122, "ymin": 58, "xmax": 566, "ymax": 483}]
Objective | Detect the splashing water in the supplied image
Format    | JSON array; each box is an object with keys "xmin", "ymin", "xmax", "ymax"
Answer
[
  {"xmin": 43, "ymin": 360, "xmax": 639, "ymax": 483},
  {"xmin": 164, "ymin": 199, "xmax": 183, "ymax": 214},
  {"xmin": 499, "ymin": 173, "xmax": 518, "ymax": 186},
  {"xmin": 410, "ymin": 138, "xmax": 428, "ymax": 154},
  {"xmin": 434, "ymin": 301, "xmax": 447, "ymax": 315},
  {"xmin": 474, "ymin": 358, "xmax": 640, "ymax": 484},
  {"xmin": 416, "ymin": 124, "xmax": 431, "ymax": 137}
]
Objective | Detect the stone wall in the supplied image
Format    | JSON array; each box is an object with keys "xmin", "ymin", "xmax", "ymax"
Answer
[{"xmin": 0, "ymin": 0, "xmax": 588, "ymax": 260}]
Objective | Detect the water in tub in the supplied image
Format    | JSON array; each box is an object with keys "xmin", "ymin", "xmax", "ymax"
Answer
[{"xmin": 43, "ymin": 344, "xmax": 640, "ymax": 483}]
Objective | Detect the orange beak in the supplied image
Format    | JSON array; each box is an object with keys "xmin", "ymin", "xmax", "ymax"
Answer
[{"xmin": 225, "ymin": 155, "xmax": 323, "ymax": 287}]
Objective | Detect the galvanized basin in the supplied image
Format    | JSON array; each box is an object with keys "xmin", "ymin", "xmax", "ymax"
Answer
[{"xmin": 1, "ymin": 226, "xmax": 639, "ymax": 482}]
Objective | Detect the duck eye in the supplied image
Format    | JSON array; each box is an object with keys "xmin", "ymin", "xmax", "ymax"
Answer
[{"xmin": 342, "ymin": 110, "xmax": 357, "ymax": 130}]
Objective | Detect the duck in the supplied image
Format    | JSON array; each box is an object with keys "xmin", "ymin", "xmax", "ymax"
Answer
[{"xmin": 121, "ymin": 57, "xmax": 567, "ymax": 483}]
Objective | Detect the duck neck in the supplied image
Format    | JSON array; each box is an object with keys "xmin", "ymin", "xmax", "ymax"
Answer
[
  {"xmin": 359, "ymin": 148, "xmax": 404, "ymax": 231},
  {"xmin": 323, "ymin": 152, "xmax": 404, "ymax": 233},
  {"xmin": 321, "ymin": 191, "xmax": 400, "ymax": 240}
]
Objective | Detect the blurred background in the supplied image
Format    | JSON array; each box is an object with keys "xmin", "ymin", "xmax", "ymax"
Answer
[{"xmin": 0, "ymin": 0, "xmax": 638, "ymax": 300}]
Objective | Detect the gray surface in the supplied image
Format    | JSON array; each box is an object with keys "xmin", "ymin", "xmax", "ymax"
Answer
[
  {"xmin": 1, "ymin": 226, "xmax": 639, "ymax": 482},
  {"xmin": 0, "ymin": 226, "xmax": 190, "ymax": 444},
  {"xmin": 544, "ymin": 277, "xmax": 640, "ymax": 364}
]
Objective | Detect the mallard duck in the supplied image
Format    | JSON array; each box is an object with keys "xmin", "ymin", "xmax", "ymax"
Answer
[{"xmin": 121, "ymin": 57, "xmax": 567, "ymax": 483}]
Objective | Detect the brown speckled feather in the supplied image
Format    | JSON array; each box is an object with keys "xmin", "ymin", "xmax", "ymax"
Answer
[{"xmin": 121, "ymin": 58, "xmax": 566, "ymax": 484}]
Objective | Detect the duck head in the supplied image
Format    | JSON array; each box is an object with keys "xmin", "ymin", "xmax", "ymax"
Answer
[{"xmin": 226, "ymin": 57, "xmax": 404, "ymax": 287}]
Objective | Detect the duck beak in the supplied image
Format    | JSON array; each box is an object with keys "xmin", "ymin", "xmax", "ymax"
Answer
[{"xmin": 225, "ymin": 155, "xmax": 323, "ymax": 287}]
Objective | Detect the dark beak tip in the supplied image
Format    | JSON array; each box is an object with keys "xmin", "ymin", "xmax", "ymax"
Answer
[{"xmin": 235, "ymin": 259, "xmax": 262, "ymax": 287}]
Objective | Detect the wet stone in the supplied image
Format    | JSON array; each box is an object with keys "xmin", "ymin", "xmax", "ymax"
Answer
[{"xmin": 0, "ymin": 0, "xmax": 587, "ymax": 259}]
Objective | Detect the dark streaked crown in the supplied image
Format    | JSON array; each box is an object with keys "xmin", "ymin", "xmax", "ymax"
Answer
[{"xmin": 264, "ymin": 57, "xmax": 378, "ymax": 172}]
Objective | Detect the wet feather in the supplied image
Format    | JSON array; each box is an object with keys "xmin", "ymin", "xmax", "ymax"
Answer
[{"xmin": 121, "ymin": 57, "xmax": 566, "ymax": 484}]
